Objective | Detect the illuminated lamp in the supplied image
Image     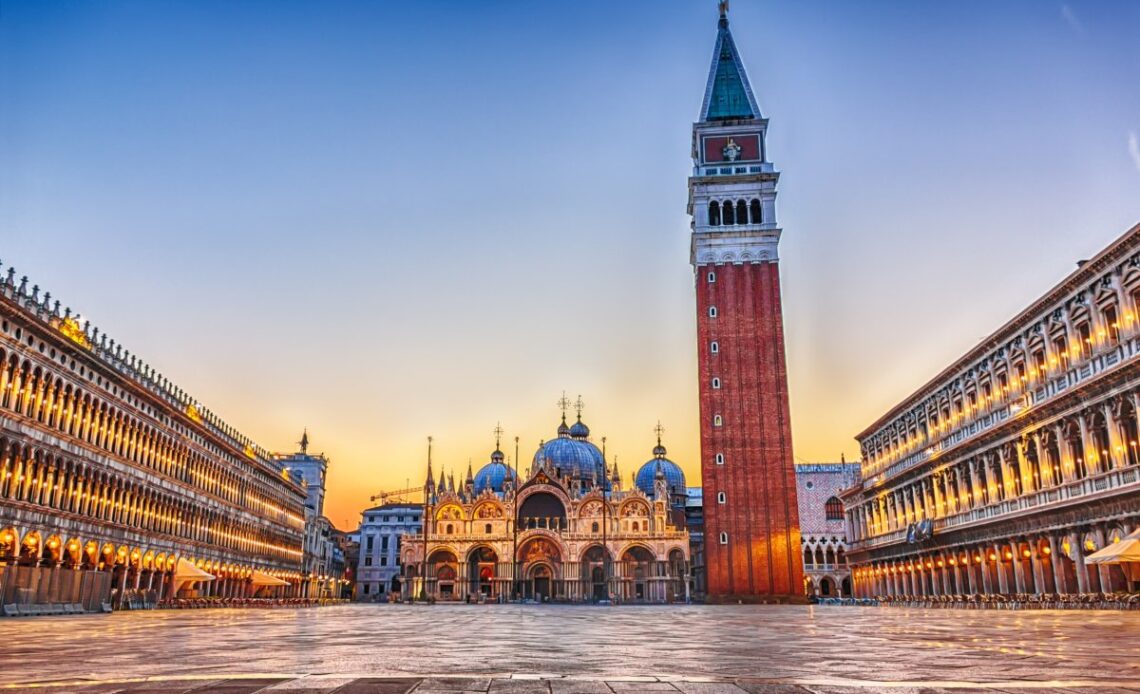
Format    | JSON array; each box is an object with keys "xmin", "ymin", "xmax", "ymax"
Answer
[
  {"xmin": 974, "ymin": 555, "xmax": 983, "ymax": 564},
  {"xmin": 68, "ymin": 541, "xmax": 79, "ymax": 552},
  {"xmin": 1042, "ymin": 546, "xmax": 1052, "ymax": 556},
  {"xmin": 26, "ymin": 536, "xmax": 38, "ymax": 546},
  {"xmin": 48, "ymin": 538, "xmax": 59, "ymax": 549},
  {"xmin": 989, "ymin": 552, "xmax": 998, "ymax": 562},
  {"xmin": 0, "ymin": 531, "xmax": 12, "ymax": 544},
  {"xmin": 1022, "ymin": 549, "xmax": 1031, "ymax": 559}
]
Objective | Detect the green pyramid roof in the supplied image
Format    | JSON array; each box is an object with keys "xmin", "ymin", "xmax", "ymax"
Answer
[{"xmin": 700, "ymin": 13, "xmax": 761, "ymax": 121}]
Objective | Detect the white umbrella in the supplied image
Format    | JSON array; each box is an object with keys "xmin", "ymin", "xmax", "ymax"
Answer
[
  {"xmin": 1085, "ymin": 528, "xmax": 1140, "ymax": 581},
  {"xmin": 172, "ymin": 558, "xmax": 216, "ymax": 594}
]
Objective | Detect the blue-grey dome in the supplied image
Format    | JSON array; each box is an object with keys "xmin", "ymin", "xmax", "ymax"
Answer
[
  {"xmin": 532, "ymin": 436, "xmax": 605, "ymax": 481},
  {"xmin": 569, "ymin": 418, "xmax": 590, "ymax": 438},
  {"xmin": 635, "ymin": 452, "xmax": 686, "ymax": 500},
  {"xmin": 473, "ymin": 453, "xmax": 515, "ymax": 494}
]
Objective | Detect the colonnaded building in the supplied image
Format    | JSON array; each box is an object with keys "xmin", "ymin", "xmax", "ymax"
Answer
[
  {"xmin": 843, "ymin": 222, "xmax": 1140, "ymax": 598},
  {"xmin": 400, "ymin": 413, "xmax": 691, "ymax": 603},
  {"xmin": 0, "ymin": 266, "xmax": 308, "ymax": 609}
]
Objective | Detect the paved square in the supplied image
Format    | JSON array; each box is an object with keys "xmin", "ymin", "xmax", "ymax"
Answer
[{"xmin": 1, "ymin": 604, "xmax": 1139, "ymax": 691}]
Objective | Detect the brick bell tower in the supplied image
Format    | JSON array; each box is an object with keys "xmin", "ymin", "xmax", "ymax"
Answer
[{"xmin": 688, "ymin": 2, "xmax": 804, "ymax": 602}]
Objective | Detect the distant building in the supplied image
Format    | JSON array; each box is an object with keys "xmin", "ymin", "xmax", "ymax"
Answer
[
  {"xmin": 356, "ymin": 502, "xmax": 422, "ymax": 600},
  {"xmin": 796, "ymin": 462, "xmax": 860, "ymax": 598},
  {"xmin": 403, "ymin": 409, "xmax": 690, "ymax": 603},
  {"xmin": 684, "ymin": 487, "xmax": 705, "ymax": 598},
  {"xmin": 275, "ymin": 432, "xmax": 342, "ymax": 598}
]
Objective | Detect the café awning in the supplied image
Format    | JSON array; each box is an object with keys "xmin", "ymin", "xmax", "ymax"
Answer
[
  {"xmin": 1085, "ymin": 528, "xmax": 1140, "ymax": 565},
  {"xmin": 174, "ymin": 558, "xmax": 216, "ymax": 582},
  {"xmin": 250, "ymin": 570, "xmax": 290, "ymax": 587}
]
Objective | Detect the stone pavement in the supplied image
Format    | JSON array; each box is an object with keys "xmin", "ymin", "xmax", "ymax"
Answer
[
  {"xmin": 3, "ymin": 605, "xmax": 1140, "ymax": 692},
  {"xmin": 6, "ymin": 675, "xmax": 1140, "ymax": 694}
]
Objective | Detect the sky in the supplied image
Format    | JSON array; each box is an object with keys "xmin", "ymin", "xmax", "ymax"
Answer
[{"xmin": 2, "ymin": 1, "xmax": 1139, "ymax": 529}]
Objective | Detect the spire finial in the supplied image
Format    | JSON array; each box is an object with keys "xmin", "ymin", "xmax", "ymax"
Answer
[
  {"xmin": 718, "ymin": 0, "xmax": 729, "ymax": 20},
  {"xmin": 557, "ymin": 391, "xmax": 571, "ymax": 422},
  {"xmin": 654, "ymin": 420, "xmax": 665, "ymax": 446},
  {"xmin": 575, "ymin": 394, "xmax": 585, "ymax": 421},
  {"xmin": 299, "ymin": 428, "xmax": 309, "ymax": 454},
  {"xmin": 494, "ymin": 422, "xmax": 503, "ymax": 450}
]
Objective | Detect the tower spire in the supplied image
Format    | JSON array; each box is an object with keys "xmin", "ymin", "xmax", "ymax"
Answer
[
  {"xmin": 701, "ymin": 1, "xmax": 760, "ymax": 122},
  {"xmin": 299, "ymin": 429, "xmax": 309, "ymax": 455}
]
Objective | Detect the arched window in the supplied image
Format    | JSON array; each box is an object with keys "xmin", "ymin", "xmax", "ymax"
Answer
[
  {"xmin": 722, "ymin": 201, "xmax": 735, "ymax": 225},
  {"xmin": 710, "ymin": 341, "xmax": 719, "ymax": 354},
  {"xmin": 717, "ymin": 491, "xmax": 726, "ymax": 504},
  {"xmin": 484, "ymin": 523, "xmax": 492, "ymax": 534},
  {"xmin": 707, "ymin": 271, "xmax": 716, "ymax": 283},
  {"xmin": 445, "ymin": 523, "xmax": 454, "ymax": 535},
  {"xmin": 591, "ymin": 522, "xmax": 599, "ymax": 533},
  {"xmin": 711, "ymin": 377, "xmax": 721, "ymax": 389},
  {"xmin": 708, "ymin": 306, "xmax": 717, "ymax": 318},
  {"xmin": 713, "ymin": 415, "xmax": 723, "ymax": 427},
  {"xmin": 736, "ymin": 200, "xmax": 747, "ymax": 224},
  {"xmin": 708, "ymin": 201, "xmax": 720, "ymax": 226},
  {"xmin": 719, "ymin": 532, "xmax": 728, "ymax": 545},
  {"xmin": 824, "ymin": 497, "xmax": 843, "ymax": 521},
  {"xmin": 715, "ymin": 453, "xmax": 725, "ymax": 465},
  {"xmin": 750, "ymin": 199, "xmax": 762, "ymax": 224}
]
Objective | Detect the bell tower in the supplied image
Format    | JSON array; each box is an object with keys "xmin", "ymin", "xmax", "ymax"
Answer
[{"xmin": 688, "ymin": 3, "xmax": 804, "ymax": 602}]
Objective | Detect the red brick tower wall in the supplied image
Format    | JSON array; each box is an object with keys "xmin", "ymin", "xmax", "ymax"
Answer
[{"xmin": 696, "ymin": 260, "xmax": 804, "ymax": 600}]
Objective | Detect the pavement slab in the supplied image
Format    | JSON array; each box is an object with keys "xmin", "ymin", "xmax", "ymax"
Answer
[{"xmin": 2, "ymin": 605, "xmax": 1140, "ymax": 691}]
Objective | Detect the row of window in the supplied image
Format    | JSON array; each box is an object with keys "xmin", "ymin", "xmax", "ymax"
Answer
[
  {"xmin": 708, "ymin": 199, "xmax": 763, "ymax": 226},
  {"xmin": 0, "ymin": 440, "xmax": 300, "ymax": 560},
  {"xmin": 0, "ymin": 348, "xmax": 300, "ymax": 525}
]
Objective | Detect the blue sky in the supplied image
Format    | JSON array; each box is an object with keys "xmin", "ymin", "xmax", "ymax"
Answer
[{"xmin": 2, "ymin": 1, "xmax": 1139, "ymax": 525}]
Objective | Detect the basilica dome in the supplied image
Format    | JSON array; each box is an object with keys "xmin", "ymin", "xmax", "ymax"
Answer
[
  {"xmin": 473, "ymin": 449, "xmax": 516, "ymax": 494},
  {"xmin": 635, "ymin": 442, "xmax": 686, "ymax": 501},
  {"xmin": 532, "ymin": 417, "xmax": 606, "ymax": 482}
]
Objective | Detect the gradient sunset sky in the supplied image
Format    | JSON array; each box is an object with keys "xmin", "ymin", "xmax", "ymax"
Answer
[{"xmin": 2, "ymin": 1, "xmax": 1139, "ymax": 528}]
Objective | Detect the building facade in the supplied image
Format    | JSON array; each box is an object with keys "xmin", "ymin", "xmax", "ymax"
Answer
[
  {"xmin": 0, "ymin": 265, "xmax": 307, "ymax": 608},
  {"xmin": 844, "ymin": 222, "xmax": 1140, "ymax": 599},
  {"xmin": 356, "ymin": 502, "xmax": 422, "ymax": 601},
  {"xmin": 275, "ymin": 435, "xmax": 344, "ymax": 597},
  {"xmin": 401, "ymin": 413, "xmax": 690, "ymax": 603},
  {"xmin": 688, "ymin": 5, "xmax": 803, "ymax": 601},
  {"xmin": 796, "ymin": 462, "xmax": 860, "ymax": 598}
]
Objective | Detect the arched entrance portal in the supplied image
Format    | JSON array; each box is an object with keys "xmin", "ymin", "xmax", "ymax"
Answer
[
  {"xmin": 518, "ymin": 537, "xmax": 561, "ymax": 601},
  {"xmin": 622, "ymin": 546, "xmax": 654, "ymax": 601},
  {"xmin": 467, "ymin": 546, "xmax": 499, "ymax": 598},
  {"xmin": 530, "ymin": 563, "xmax": 553, "ymax": 602},
  {"xmin": 427, "ymin": 549, "xmax": 458, "ymax": 600},
  {"xmin": 580, "ymin": 545, "xmax": 611, "ymax": 601}
]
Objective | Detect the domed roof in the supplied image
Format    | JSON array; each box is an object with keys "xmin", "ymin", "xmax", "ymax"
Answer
[
  {"xmin": 569, "ymin": 418, "xmax": 590, "ymax": 438},
  {"xmin": 474, "ymin": 453, "xmax": 515, "ymax": 494},
  {"xmin": 635, "ymin": 454, "xmax": 687, "ymax": 501},
  {"xmin": 532, "ymin": 437, "xmax": 606, "ymax": 480}
]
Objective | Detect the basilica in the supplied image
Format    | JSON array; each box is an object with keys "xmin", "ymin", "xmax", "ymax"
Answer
[{"xmin": 399, "ymin": 410, "xmax": 691, "ymax": 603}]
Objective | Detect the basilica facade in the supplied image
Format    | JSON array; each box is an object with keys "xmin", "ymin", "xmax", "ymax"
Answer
[{"xmin": 400, "ymin": 414, "xmax": 690, "ymax": 603}]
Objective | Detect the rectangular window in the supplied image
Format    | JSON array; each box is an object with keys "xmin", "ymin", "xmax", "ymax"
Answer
[
  {"xmin": 381, "ymin": 536, "xmax": 389, "ymax": 551},
  {"xmin": 364, "ymin": 557, "xmax": 372, "ymax": 566},
  {"xmin": 363, "ymin": 584, "xmax": 370, "ymax": 595},
  {"xmin": 717, "ymin": 492, "xmax": 726, "ymax": 503},
  {"xmin": 380, "ymin": 557, "xmax": 388, "ymax": 567},
  {"xmin": 1103, "ymin": 305, "xmax": 1120, "ymax": 345},
  {"xmin": 1077, "ymin": 322, "xmax": 1092, "ymax": 358},
  {"xmin": 365, "ymin": 536, "xmax": 374, "ymax": 552}
]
